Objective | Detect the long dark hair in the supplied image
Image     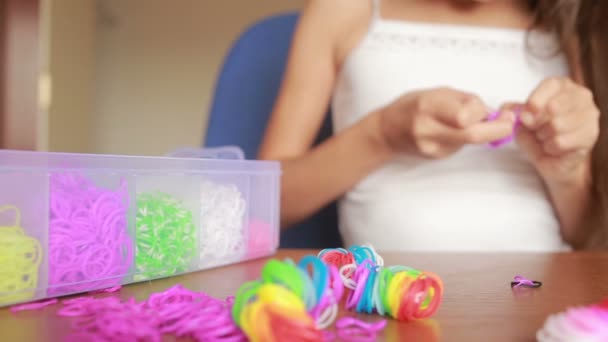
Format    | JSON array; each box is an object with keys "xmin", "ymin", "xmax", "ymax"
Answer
[{"xmin": 531, "ymin": 0, "xmax": 607, "ymax": 249}]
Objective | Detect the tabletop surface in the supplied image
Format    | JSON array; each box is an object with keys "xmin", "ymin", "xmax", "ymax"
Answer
[{"xmin": 1, "ymin": 249, "xmax": 607, "ymax": 342}]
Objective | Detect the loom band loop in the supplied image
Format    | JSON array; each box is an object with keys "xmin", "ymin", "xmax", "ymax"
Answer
[
  {"xmin": 387, "ymin": 265, "xmax": 416, "ymax": 274},
  {"xmin": 371, "ymin": 267, "xmax": 386, "ymax": 316},
  {"xmin": 82, "ymin": 244, "xmax": 115, "ymax": 267},
  {"xmin": 261, "ymin": 259, "xmax": 305, "ymax": 299},
  {"xmin": 49, "ymin": 196, "xmax": 72, "ymax": 220},
  {"xmin": 191, "ymin": 317, "xmax": 241, "ymax": 340},
  {"xmin": 422, "ymin": 271, "xmax": 444, "ymax": 291},
  {"xmin": 356, "ymin": 259, "xmax": 377, "ymax": 313},
  {"xmin": 315, "ymin": 301, "xmax": 339, "ymax": 330},
  {"xmin": 310, "ymin": 288, "xmax": 333, "ymax": 318},
  {"xmin": 295, "ymin": 267, "xmax": 317, "ymax": 310},
  {"xmin": 360, "ymin": 243, "xmax": 385, "ymax": 267},
  {"xmin": 99, "ymin": 211, "xmax": 127, "ymax": 236},
  {"xmin": 256, "ymin": 283, "xmax": 307, "ymax": 314},
  {"xmin": 358, "ymin": 266, "xmax": 378, "ymax": 314},
  {"xmin": 58, "ymin": 302, "xmax": 95, "ymax": 317},
  {"xmin": 379, "ymin": 267, "xmax": 395, "ymax": 314},
  {"xmin": 327, "ymin": 264, "xmax": 344, "ymax": 303},
  {"xmin": 336, "ymin": 326, "xmax": 381, "ymax": 342},
  {"xmin": 70, "ymin": 207, "xmax": 95, "ymax": 223},
  {"xmin": 239, "ymin": 301, "xmax": 272, "ymax": 342},
  {"xmin": 0, "ymin": 205, "xmax": 21, "ymax": 227},
  {"xmin": 387, "ymin": 272, "xmax": 414, "ymax": 318},
  {"xmin": 416, "ymin": 273, "xmax": 443, "ymax": 310},
  {"xmin": 232, "ymin": 280, "xmax": 262, "ymax": 324},
  {"xmin": 349, "ymin": 246, "xmax": 376, "ymax": 266},
  {"xmin": 0, "ymin": 226, "xmax": 25, "ymax": 237},
  {"xmin": 414, "ymin": 278, "xmax": 443, "ymax": 319},
  {"xmin": 265, "ymin": 304, "xmax": 322, "ymax": 342},
  {"xmin": 297, "ymin": 255, "xmax": 329, "ymax": 304},
  {"xmin": 318, "ymin": 247, "xmax": 348, "ymax": 257},
  {"xmin": 340, "ymin": 264, "xmax": 358, "ymax": 290},
  {"xmin": 5, "ymin": 235, "xmax": 42, "ymax": 267},
  {"xmin": 346, "ymin": 264, "xmax": 370, "ymax": 311},
  {"xmin": 397, "ymin": 276, "xmax": 430, "ymax": 321},
  {"xmin": 336, "ymin": 317, "xmax": 387, "ymax": 332}
]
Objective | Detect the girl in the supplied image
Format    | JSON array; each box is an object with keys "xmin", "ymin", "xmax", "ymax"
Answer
[{"xmin": 259, "ymin": 0, "xmax": 607, "ymax": 251}]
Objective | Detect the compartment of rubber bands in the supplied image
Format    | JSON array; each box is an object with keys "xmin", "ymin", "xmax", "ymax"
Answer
[
  {"xmin": 198, "ymin": 174, "xmax": 249, "ymax": 269},
  {"xmin": 133, "ymin": 174, "xmax": 200, "ymax": 282},
  {"xmin": 244, "ymin": 172, "xmax": 280, "ymax": 260},
  {"xmin": 0, "ymin": 171, "xmax": 48, "ymax": 306},
  {"xmin": 0, "ymin": 149, "xmax": 280, "ymax": 307},
  {"xmin": 47, "ymin": 171, "xmax": 133, "ymax": 297}
]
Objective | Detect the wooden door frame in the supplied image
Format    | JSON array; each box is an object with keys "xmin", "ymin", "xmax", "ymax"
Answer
[{"xmin": 0, "ymin": 0, "xmax": 40, "ymax": 150}]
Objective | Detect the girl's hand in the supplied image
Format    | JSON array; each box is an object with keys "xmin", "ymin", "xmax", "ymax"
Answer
[
  {"xmin": 513, "ymin": 77, "xmax": 600, "ymax": 186},
  {"xmin": 379, "ymin": 87, "xmax": 515, "ymax": 159}
]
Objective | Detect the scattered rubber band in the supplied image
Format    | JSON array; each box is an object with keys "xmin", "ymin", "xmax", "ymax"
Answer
[
  {"xmin": 321, "ymin": 244, "xmax": 443, "ymax": 321},
  {"xmin": 10, "ymin": 298, "xmax": 58, "ymax": 312},
  {"xmin": 511, "ymin": 275, "xmax": 542, "ymax": 289},
  {"xmin": 57, "ymin": 284, "xmax": 245, "ymax": 342}
]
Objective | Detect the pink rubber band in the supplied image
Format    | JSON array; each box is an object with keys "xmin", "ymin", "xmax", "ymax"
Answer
[
  {"xmin": 487, "ymin": 110, "xmax": 521, "ymax": 148},
  {"xmin": 89, "ymin": 285, "xmax": 122, "ymax": 294},
  {"xmin": 10, "ymin": 298, "xmax": 58, "ymax": 312}
]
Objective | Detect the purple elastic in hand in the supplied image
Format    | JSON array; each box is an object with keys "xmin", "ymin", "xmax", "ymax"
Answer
[
  {"xmin": 487, "ymin": 110, "xmax": 521, "ymax": 148},
  {"xmin": 511, "ymin": 275, "xmax": 542, "ymax": 288}
]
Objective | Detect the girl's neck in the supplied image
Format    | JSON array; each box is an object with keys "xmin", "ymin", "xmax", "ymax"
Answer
[{"xmin": 381, "ymin": 0, "xmax": 534, "ymax": 30}]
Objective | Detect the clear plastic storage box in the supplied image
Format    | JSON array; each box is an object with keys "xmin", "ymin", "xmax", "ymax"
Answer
[{"xmin": 0, "ymin": 149, "xmax": 280, "ymax": 307}]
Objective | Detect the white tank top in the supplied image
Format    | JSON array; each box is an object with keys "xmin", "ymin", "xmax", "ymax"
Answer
[{"xmin": 331, "ymin": 0, "xmax": 570, "ymax": 252}]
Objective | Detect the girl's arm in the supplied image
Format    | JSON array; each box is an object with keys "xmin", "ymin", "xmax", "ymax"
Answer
[
  {"xmin": 545, "ymin": 164, "xmax": 593, "ymax": 248},
  {"xmin": 258, "ymin": 0, "xmax": 394, "ymax": 227},
  {"xmin": 516, "ymin": 77, "xmax": 600, "ymax": 248},
  {"xmin": 260, "ymin": 0, "xmax": 515, "ymax": 228}
]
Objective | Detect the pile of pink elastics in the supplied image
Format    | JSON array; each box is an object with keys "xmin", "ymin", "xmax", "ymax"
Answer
[
  {"xmin": 56, "ymin": 285, "xmax": 245, "ymax": 342},
  {"xmin": 48, "ymin": 173, "xmax": 133, "ymax": 296},
  {"xmin": 537, "ymin": 299, "xmax": 608, "ymax": 341}
]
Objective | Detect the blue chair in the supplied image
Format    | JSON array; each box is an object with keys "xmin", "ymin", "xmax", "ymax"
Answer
[{"xmin": 204, "ymin": 13, "xmax": 343, "ymax": 249}]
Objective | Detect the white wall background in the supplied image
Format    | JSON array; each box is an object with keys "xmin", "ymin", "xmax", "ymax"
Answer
[
  {"xmin": 91, "ymin": 0, "xmax": 304, "ymax": 156},
  {"xmin": 45, "ymin": 0, "xmax": 96, "ymax": 153}
]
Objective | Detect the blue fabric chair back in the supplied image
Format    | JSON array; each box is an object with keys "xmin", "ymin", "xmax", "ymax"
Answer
[{"xmin": 205, "ymin": 13, "xmax": 343, "ymax": 248}]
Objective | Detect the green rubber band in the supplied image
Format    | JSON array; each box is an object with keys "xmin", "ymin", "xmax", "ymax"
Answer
[
  {"xmin": 232, "ymin": 280, "xmax": 262, "ymax": 326},
  {"xmin": 135, "ymin": 192, "xmax": 197, "ymax": 281},
  {"xmin": 261, "ymin": 259, "xmax": 305, "ymax": 299},
  {"xmin": 380, "ymin": 268, "xmax": 394, "ymax": 314}
]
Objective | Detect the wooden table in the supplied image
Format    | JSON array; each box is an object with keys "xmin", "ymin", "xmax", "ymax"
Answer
[{"xmin": 1, "ymin": 250, "xmax": 607, "ymax": 341}]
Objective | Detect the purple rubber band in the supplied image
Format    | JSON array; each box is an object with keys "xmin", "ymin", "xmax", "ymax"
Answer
[
  {"xmin": 511, "ymin": 275, "xmax": 542, "ymax": 288},
  {"xmin": 487, "ymin": 110, "xmax": 522, "ymax": 148},
  {"xmin": 346, "ymin": 264, "xmax": 370, "ymax": 310}
]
